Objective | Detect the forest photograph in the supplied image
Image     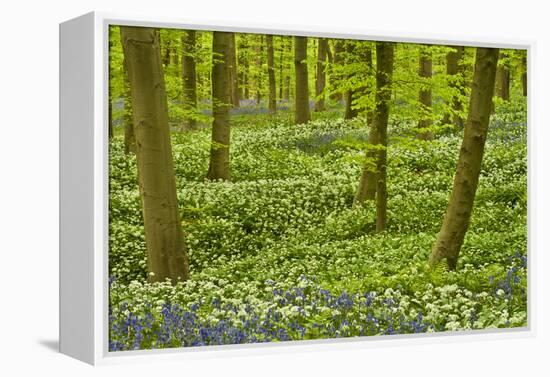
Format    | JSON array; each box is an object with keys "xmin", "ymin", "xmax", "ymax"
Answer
[{"xmin": 108, "ymin": 25, "xmax": 527, "ymax": 351}]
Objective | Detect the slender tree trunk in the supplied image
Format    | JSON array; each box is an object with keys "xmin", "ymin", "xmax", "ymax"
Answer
[
  {"xmin": 417, "ymin": 45, "xmax": 434, "ymax": 140},
  {"xmin": 521, "ymin": 51, "xmax": 527, "ymax": 97},
  {"xmin": 244, "ymin": 71, "xmax": 250, "ymax": 99},
  {"xmin": 325, "ymin": 42, "xmax": 333, "ymax": 102},
  {"xmin": 120, "ymin": 26, "xmax": 189, "ymax": 283},
  {"xmin": 373, "ymin": 42, "xmax": 394, "ymax": 233},
  {"xmin": 266, "ymin": 35, "xmax": 277, "ymax": 114},
  {"xmin": 284, "ymin": 38, "xmax": 291, "ymax": 101},
  {"xmin": 442, "ymin": 46, "xmax": 466, "ymax": 128},
  {"xmin": 294, "ymin": 36, "xmax": 310, "ymax": 124},
  {"xmin": 194, "ymin": 33, "xmax": 207, "ymax": 102},
  {"xmin": 495, "ymin": 52, "xmax": 510, "ymax": 101},
  {"xmin": 107, "ymin": 90, "xmax": 115, "ymax": 140},
  {"xmin": 172, "ymin": 46, "xmax": 179, "ymax": 67},
  {"xmin": 429, "ymin": 47, "xmax": 499, "ymax": 270},
  {"xmin": 256, "ymin": 35, "xmax": 264, "ymax": 105},
  {"xmin": 354, "ymin": 46, "xmax": 377, "ymax": 205},
  {"xmin": 239, "ymin": 35, "xmax": 250, "ymax": 100},
  {"xmin": 314, "ymin": 38, "xmax": 328, "ymax": 112},
  {"xmin": 330, "ymin": 40, "xmax": 344, "ymax": 102},
  {"xmin": 228, "ymin": 33, "xmax": 240, "ymax": 108},
  {"xmin": 108, "ymin": 37, "xmax": 114, "ymax": 140},
  {"xmin": 163, "ymin": 38, "xmax": 171, "ymax": 67},
  {"xmin": 279, "ymin": 38, "xmax": 284, "ymax": 100},
  {"xmin": 243, "ymin": 57, "xmax": 250, "ymax": 100},
  {"xmin": 181, "ymin": 30, "xmax": 198, "ymax": 131},
  {"xmin": 207, "ymin": 32, "xmax": 232, "ymax": 181},
  {"xmin": 326, "ymin": 43, "xmax": 333, "ymax": 64},
  {"xmin": 344, "ymin": 42, "xmax": 359, "ymax": 120},
  {"xmin": 284, "ymin": 75, "xmax": 291, "ymax": 100}
]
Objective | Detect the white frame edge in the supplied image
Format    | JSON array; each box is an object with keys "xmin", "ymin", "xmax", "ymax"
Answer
[{"xmin": 59, "ymin": 11, "xmax": 535, "ymax": 365}]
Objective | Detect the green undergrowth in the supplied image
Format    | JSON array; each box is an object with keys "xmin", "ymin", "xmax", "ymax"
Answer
[{"xmin": 109, "ymin": 108, "xmax": 527, "ymax": 349}]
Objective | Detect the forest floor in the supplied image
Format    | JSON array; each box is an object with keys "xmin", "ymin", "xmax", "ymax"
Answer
[{"xmin": 108, "ymin": 106, "xmax": 527, "ymax": 351}]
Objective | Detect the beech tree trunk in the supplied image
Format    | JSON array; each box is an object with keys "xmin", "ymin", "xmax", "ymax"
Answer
[
  {"xmin": 442, "ymin": 46, "xmax": 466, "ymax": 128},
  {"xmin": 240, "ymin": 35, "xmax": 250, "ymax": 100},
  {"xmin": 122, "ymin": 58, "xmax": 135, "ymax": 154},
  {"xmin": 279, "ymin": 38, "xmax": 284, "ymax": 100},
  {"xmin": 162, "ymin": 38, "xmax": 171, "ymax": 67},
  {"xmin": 284, "ymin": 38, "xmax": 291, "ymax": 101},
  {"xmin": 228, "ymin": 33, "xmax": 240, "ymax": 108},
  {"xmin": 330, "ymin": 40, "xmax": 344, "ymax": 102},
  {"xmin": 283, "ymin": 37, "xmax": 292, "ymax": 101},
  {"xmin": 417, "ymin": 45, "xmax": 434, "ymax": 140},
  {"xmin": 344, "ymin": 42, "xmax": 359, "ymax": 120},
  {"xmin": 256, "ymin": 36, "xmax": 264, "ymax": 105},
  {"xmin": 172, "ymin": 46, "xmax": 179, "ymax": 67},
  {"xmin": 108, "ymin": 37, "xmax": 114, "ymax": 140},
  {"xmin": 314, "ymin": 38, "xmax": 328, "ymax": 112},
  {"xmin": 294, "ymin": 36, "xmax": 310, "ymax": 124},
  {"xmin": 108, "ymin": 96, "xmax": 113, "ymax": 139},
  {"xmin": 373, "ymin": 42, "xmax": 394, "ymax": 233},
  {"xmin": 207, "ymin": 31, "xmax": 232, "ymax": 181},
  {"xmin": 181, "ymin": 30, "xmax": 198, "ymax": 130},
  {"xmin": 429, "ymin": 47, "xmax": 499, "ymax": 270},
  {"xmin": 243, "ymin": 54, "xmax": 250, "ymax": 100},
  {"xmin": 326, "ymin": 43, "xmax": 333, "ymax": 64},
  {"xmin": 120, "ymin": 26, "xmax": 189, "ymax": 283},
  {"xmin": 266, "ymin": 35, "xmax": 277, "ymax": 114},
  {"xmin": 521, "ymin": 51, "xmax": 527, "ymax": 97},
  {"xmin": 495, "ymin": 52, "xmax": 510, "ymax": 101}
]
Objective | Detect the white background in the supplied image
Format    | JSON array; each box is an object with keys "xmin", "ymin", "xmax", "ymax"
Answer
[{"xmin": 1, "ymin": 0, "xmax": 548, "ymax": 375}]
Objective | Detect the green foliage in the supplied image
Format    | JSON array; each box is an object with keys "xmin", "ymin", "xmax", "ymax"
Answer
[{"xmin": 109, "ymin": 110, "xmax": 527, "ymax": 348}]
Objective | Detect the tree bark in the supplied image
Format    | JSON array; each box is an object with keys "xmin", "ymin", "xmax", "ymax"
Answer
[
  {"xmin": 314, "ymin": 38, "xmax": 328, "ymax": 112},
  {"xmin": 521, "ymin": 51, "xmax": 527, "ymax": 97},
  {"xmin": 207, "ymin": 31, "xmax": 232, "ymax": 181},
  {"xmin": 172, "ymin": 46, "xmax": 179, "ymax": 67},
  {"xmin": 256, "ymin": 35, "xmax": 264, "ymax": 105},
  {"xmin": 266, "ymin": 35, "xmax": 277, "ymax": 114},
  {"xmin": 429, "ymin": 47, "xmax": 499, "ymax": 270},
  {"xmin": 181, "ymin": 30, "xmax": 198, "ymax": 131},
  {"xmin": 373, "ymin": 42, "xmax": 394, "ymax": 233},
  {"xmin": 122, "ymin": 58, "xmax": 135, "ymax": 154},
  {"xmin": 228, "ymin": 33, "xmax": 240, "ymax": 108},
  {"xmin": 239, "ymin": 35, "xmax": 250, "ymax": 100},
  {"xmin": 442, "ymin": 46, "xmax": 466, "ymax": 128},
  {"xmin": 495, "ymin": 52, "xmax": 510, "ymax": 101},
  {"xmin": 417, "ymin": 45, "xmax": 434, "ymax": 140},
  {"xmin": 162, "ymin": 37, "xmax": 171, "ymax": 67},
  {"xmin": 284, "ymin": 38, "xmax": 291, "ymax": 101},
  {"xmin": 294, "ymin": 36, "xmax": 311, "ymax": 124},
  {"xmin": 278, "ymin": 37, "xmax": 284, "ymax": 100},
  {"xmin": 107, "ymin": 88, "xmax": 115, "ymax": 140},
  {"xmin": 326, "ymin": 43, "xmax": 333, "ymax": 64},
  {"xmin": 108, "ymin": 37, "xmax": 114, "ymax": 140},
  {"xmin": 330, "ymin": 40, "xmax": 344, "ymax": 102},
  {"xmin": 120, "ymin": 26, "xmax": 189, "ymax": 283}
]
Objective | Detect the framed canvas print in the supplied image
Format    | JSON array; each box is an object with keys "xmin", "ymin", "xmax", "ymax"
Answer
[{"xmin": 60, "ymin": 12, "xmax": 531, "ymax": 365}]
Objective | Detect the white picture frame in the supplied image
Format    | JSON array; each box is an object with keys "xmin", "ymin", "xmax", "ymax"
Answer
[{"xmin": 59, "ymin": 11, "xmax": 534, "ymax": 365}]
